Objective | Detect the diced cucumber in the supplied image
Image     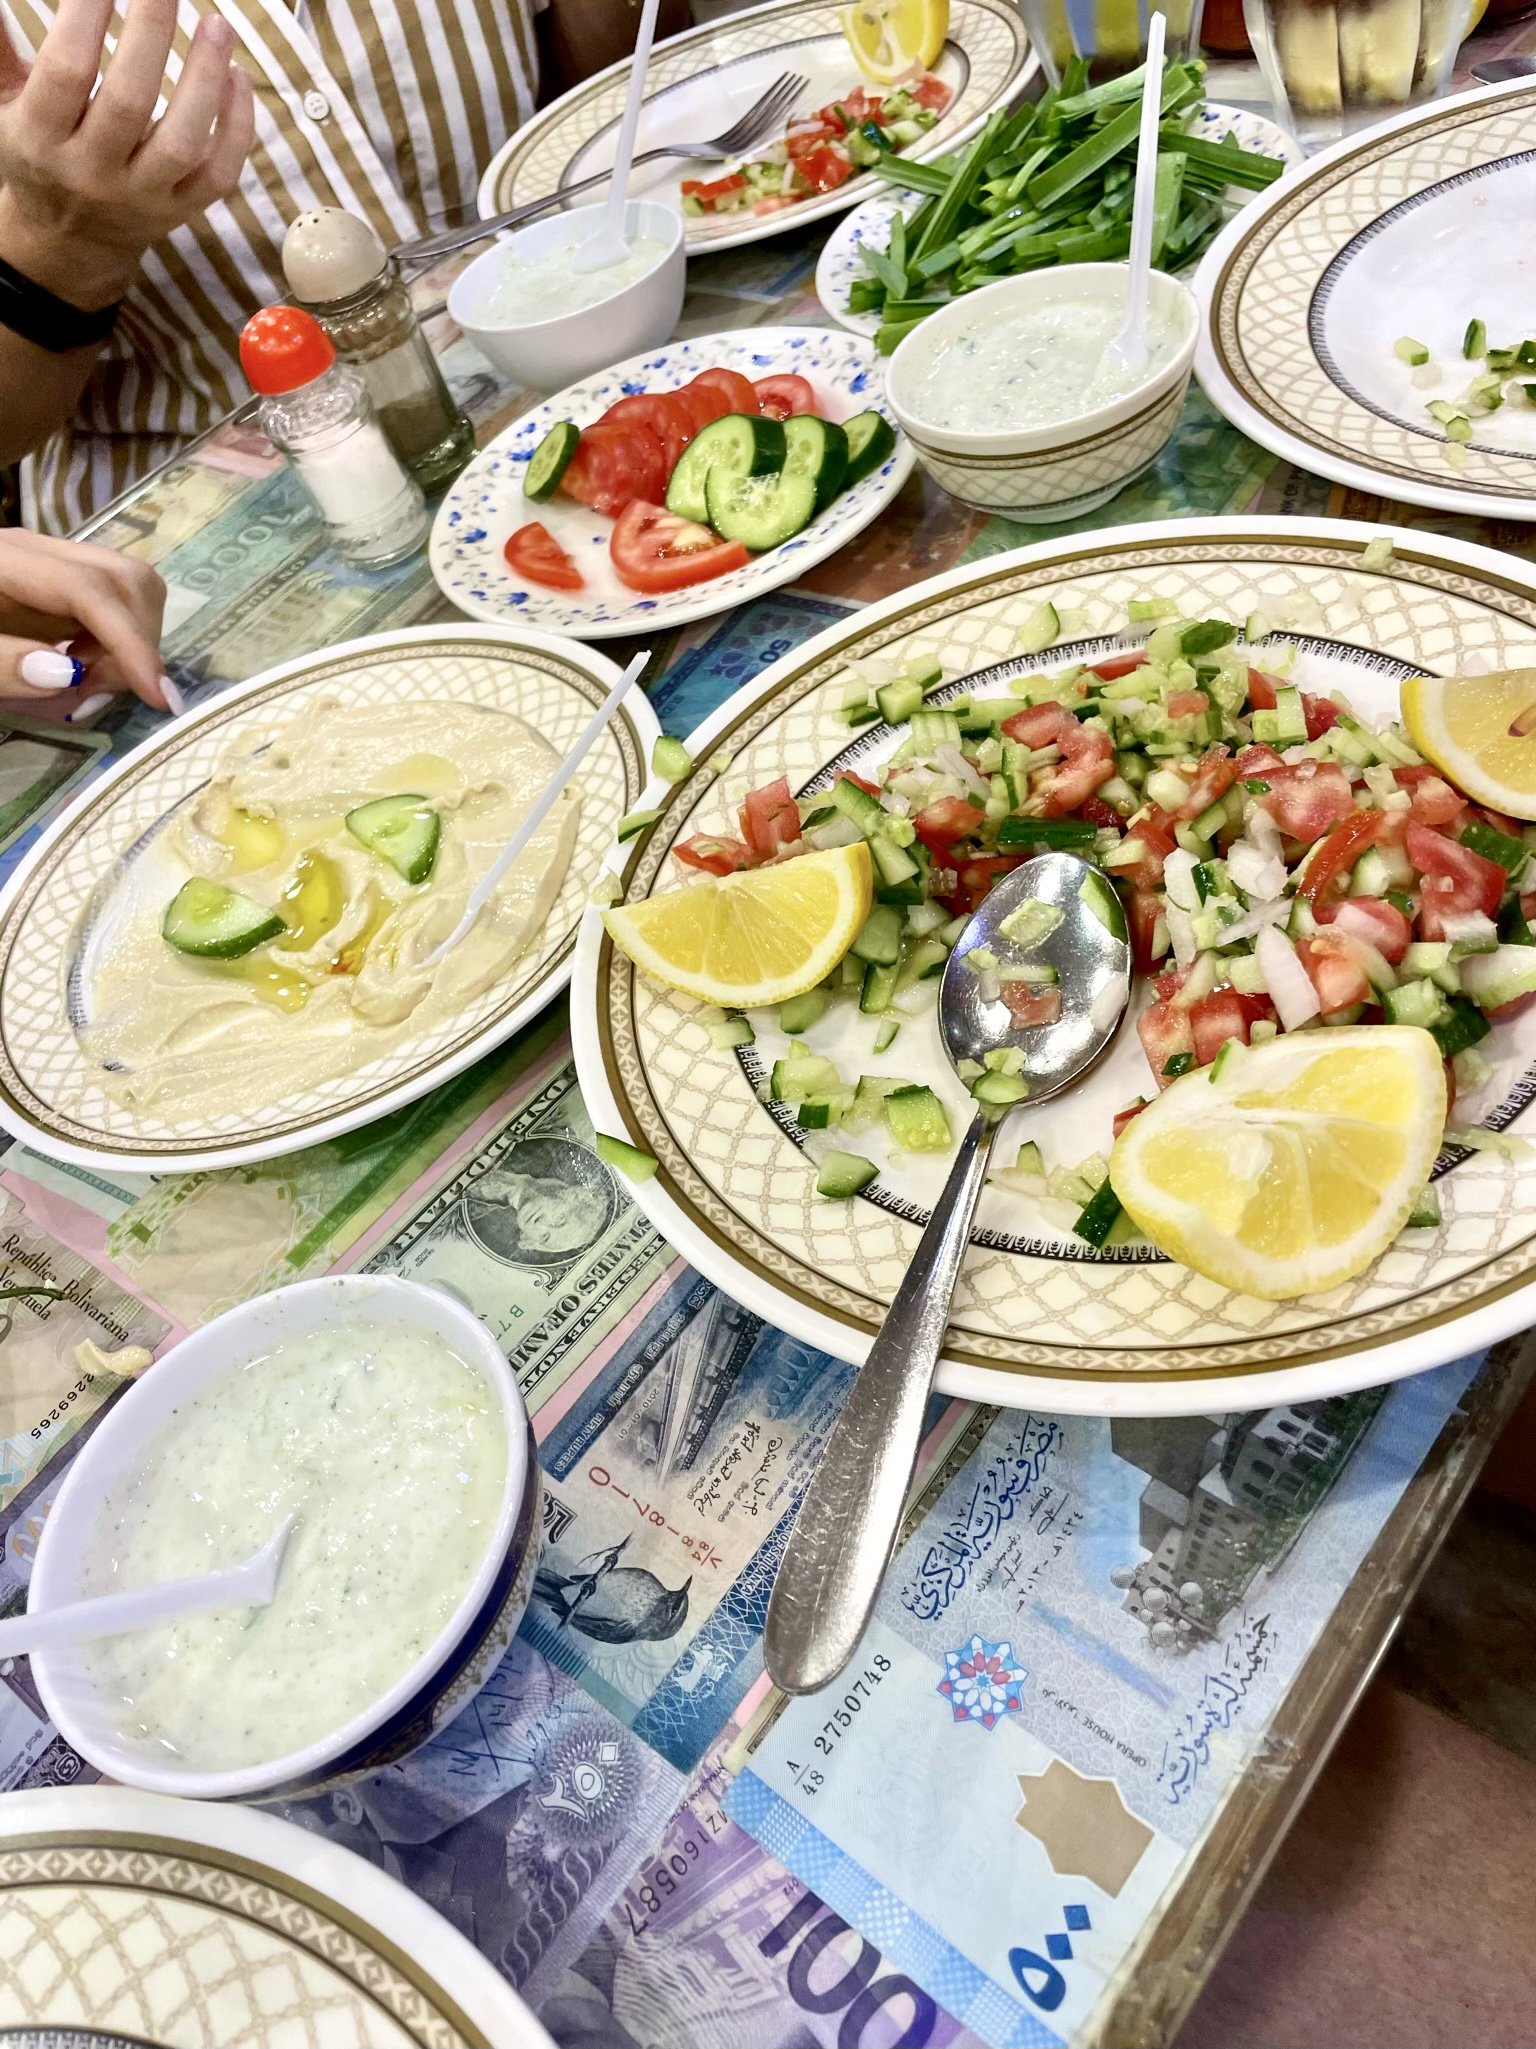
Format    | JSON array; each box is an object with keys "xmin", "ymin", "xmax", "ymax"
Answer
[
  {"xmin": 1271, "ymin": 687, "xmax": 1307, "ymax": 745},
  {"xmin": 652, "ymin": 736, "xmax": 693, "ymax": 783},
  {"xmin": 1460, "ymin": 818, "xmax": 1528, "ymax": 872},
  {"xmin": 1405, "ymin": 1184, "xmax": 1442, "ymax": 1228},
  {"xmin": 905, "ymin": 900, "xmax": 949, "ymax": 937},
  {"xmin": 830, "ymin": 774, "xmax": 886, "ymax": 839},
  {"xmin": 1464, "ymin": 317, "xmax": 1487, "ymax": 359},
  {"xmin": 999, "ymin": 899, "xmax": 1064, "ymax": 948},
  {"xmin": 162, "ymin": 878, "xmax": 284, "ymax": 959},
  {"xmin": 897, "ymin": 936, "xmax": 950, "ymax": 989},
  {"xmin": 345, "ymin": 793, "xmax": 441, "ymax": 883},
  {"xmin": 1458, "ymin": 945, "xmax": 1536, "ymax": 1012},
  {"xmin": 1016, "ymin": 601, "xmax": 1060, "ymax": 655},
  {"xmin": 1394, "ymin": 338, "xmax": 1429, "ymax": 368},
  {"xmin": 1144, "ymin": 765, "xmax": 1189, "ymax": 814},
  {"xmin": 778, "ymin": 988, "xmax": 829, "ymax": 1034},
  {"xmin": 770, "ymin": 1043, "xmax": 841, "ymax": 1100},
  {"xmin": 1360, "ymin": 535, "xmax": 1395, "ymax": 571},
  {"xmin": 873, "ymin": 1018, "xmax": 901, "ymax": 1053},
  {"xmin": 842, "ymin": 1073, "xmax": 905, "ymax": 1133},
  {"xmin": 860, "ymin": 960, "xmax": 900, "ymax": 1014},
  {"xmin": 873, "ymin": 840, "xmax": 923, "ymax": 891},
  {"xmin": 972, "ymin": 1069, "xmax": 1030, "ymax": 1108},
  {"xmin": 852, "ymin": 903, "xmax": 903, "ymax": 965},
  {"xmin": 616, "ymin": 807, "xmax": 661, "ymax": 841},
  {"xmin": 842, "ymin": 410, "xmax": 898, "ymax": 485},
  {"xmin": 797, "ymin": 1097, "xmax": 844, "ymax": 1130},
  {"xmin": 1453, "ymin": 1046, "xmax": 1494, "ymax": 1091},
  {"xmin": 816, "ymin": 1149, "xmax": 878, "ymax": 1199},
  {"xmin": 875, "ymin": 674, "xmax": 926, "ymax": 725},
  {"xmin": 884, "ymin": 1083, "xmax": 952, "ymax": 1152},
  {"xmin": 707, "ymin": 464, "xmax": 818, "ymax": 551},
  {"xmin": 1349, "ymin": 846, "xmax": 1394, "ymax": 899},
  {"xmin": 1431, "ymin": 995, "xmax": 1491, "ymax": 1058},
  {"xmin": 1286, "ymin": 897, "xmax": 1317, "ymax": 941},
  {"xmin": 595, "ymin": 1133, "xmax": 658, "ymax": 1181},
  {"xmin": 1228, "ymin": 953, "xmax": 1268, "ymax": 995},
  {"xmin": 1015, "ymin": 1140, "xmax": 1046, "ymax": 1174},
  {"xmin": 781, "ymin": 414, "xmax": 849, "ymax": 513},
  {"xmin": 524, "ymin": 419, "xmax": 580, "ymax": 501},
  {"xmin": 666, "ymin": 412, "xmax": 786, "ymax": 522},
  {"xmin": 705, "ymin": 1011, "xmax": 755, "ymax": 1051},
  {"xmin": 940, "ymin": 915, "xmax": 970, "ymax": 946},
  {"xmin": 1073, "ymin": 1178, "xmax": 1123, "ymax": 1247},
  {"xmin": 1402, "ymin": 940, "xmax": 1459, "ymax": 993},
  {"xmin": 1382, "ymin": 978, "xmax": 1451, "ymax": 1030}
]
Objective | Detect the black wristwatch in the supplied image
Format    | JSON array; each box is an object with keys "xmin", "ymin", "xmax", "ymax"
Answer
[{"xmin": 0, "ymin": 252, "xmax": 121, "ymax": 353}]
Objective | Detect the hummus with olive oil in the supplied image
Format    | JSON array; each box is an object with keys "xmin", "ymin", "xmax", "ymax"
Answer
[{"xmin": 79, "ymin": 696, "xmax": 581, "ymax": 1121}]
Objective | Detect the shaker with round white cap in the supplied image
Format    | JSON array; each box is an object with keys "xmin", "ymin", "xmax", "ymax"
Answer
[{"xmin": 283, "ymin": 207, "xmax": 475, "ymax": 494}]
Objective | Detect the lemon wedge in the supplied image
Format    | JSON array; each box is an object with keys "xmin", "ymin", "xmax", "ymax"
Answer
[
  {"xmin": 603, "ymin": 842, "xmax": 873, "ymax": 1008},
  {"xmin": 1109, "ymin": 1026, "xmax": 1447, "ymax": 1299},
  {"xmin": 1400, "ymin": 669, "xmax": 1536, "ymax": 821},
  {"xmin": 839, "ymin": 0, "xmax": 949, "ymax": 84}
]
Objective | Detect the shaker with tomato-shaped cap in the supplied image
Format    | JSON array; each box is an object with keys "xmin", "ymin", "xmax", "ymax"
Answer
[{"xmin": 239, "ymin": 304, "xmax": 428, "ymax": 569}]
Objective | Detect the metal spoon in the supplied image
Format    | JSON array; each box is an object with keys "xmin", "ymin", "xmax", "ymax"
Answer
[{"xmin": 764, "ymin": 853, "xmax": 1131, "ymax": 1696}]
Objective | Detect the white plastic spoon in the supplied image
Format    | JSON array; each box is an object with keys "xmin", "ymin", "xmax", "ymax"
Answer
[
  {"xmin": 418, "ymin": 648, "xmax": 649, "ymax": 971},
  {"xmin": 1096, "ymin": 11, "xmax": 1167, "ymax": 386},
  {"xmin": 0, "ymin": 1515, "xmax": 296, "ymax": 1659},
  {"xmin": 572, "ymin": 0, "xmax": 664, "ymax": 275}
]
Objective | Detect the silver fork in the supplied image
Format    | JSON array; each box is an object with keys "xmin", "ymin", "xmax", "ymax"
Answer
[{"xmin": 394, "ymin": 71, "xmax": 809, "ymax": 268}]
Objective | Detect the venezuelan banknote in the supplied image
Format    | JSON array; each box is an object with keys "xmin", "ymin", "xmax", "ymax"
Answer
[{"xmin": 727, "ymin": 1356, "xmax": 1489, "ymax": 2045}]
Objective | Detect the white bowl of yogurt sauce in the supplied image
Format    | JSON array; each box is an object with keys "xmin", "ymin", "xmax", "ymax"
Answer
[
  {"xmin": 885, "ymin": 264, "xmax": 1199, "ymax": 522},
  {"xmin": 450, "ymin": 198, "xmax": 686, "ymax": 391},
  {"xmin": 28, "ymin": 1274, "xmax": 540, "ymax": 1802}
]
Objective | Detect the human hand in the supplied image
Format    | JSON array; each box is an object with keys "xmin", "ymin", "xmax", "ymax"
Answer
[
  {"xmin": 0, "ymin": 528, "xmax": 180, "ymax": 714},
  {"xmin": 0, "ymin": 0, "xmax": 253, "ymax": 310}
]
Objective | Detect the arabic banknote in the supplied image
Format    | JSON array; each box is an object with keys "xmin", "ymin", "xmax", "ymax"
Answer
[{"xmin": 727, "ymin": 1357, "xmax": 1487, "ymax": 2044}]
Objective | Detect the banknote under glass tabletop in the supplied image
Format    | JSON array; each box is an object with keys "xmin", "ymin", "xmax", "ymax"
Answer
[{"xmin": 3, "ymin": 41, "xmax": 1535, "ymax": 2049}]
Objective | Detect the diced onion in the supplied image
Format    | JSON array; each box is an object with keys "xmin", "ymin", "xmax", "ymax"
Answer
[
  {"xmin": 1226, "ymin": 839, "xmax": 1287, "ymax": 901},
  {"xmin": 1247, "ymin": 803, "xmax": 1284, "ymax": 864},
  {"xmin": 1256, "ymin": 924, "xmax": 1320, "ymax": 1029},
  {"xmin": 1091, "ymin": 980, "xmax": 1125, "ymax": 1035},
  {"xmin": 1164, "ymin": 902, "xmax": 1197, "ymax": 967},
  {"xmin": 936, "ymin": 744, "xmax": 989, "ymax": 797},
  {"xmin": 1162, "ymin": 848, "xmax": 1200, "ymax": 913},
  {"xmin": 878, "ymin": 788, "xmax": 912, "ymax": 817},
  {"xmin": 1440, "ymin": 912, "xmax": 1498, "ymax": 946},
  {"xmin": 1221, "ymin": 896, "xmax": 1290, "ymax": 944}
]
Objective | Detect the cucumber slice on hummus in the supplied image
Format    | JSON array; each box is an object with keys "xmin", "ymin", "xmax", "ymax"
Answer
[
  {"xmin": 162, "ymin": 878, "xmax": 285, "ymax": 958},
  {"xmin": 345, "ymin": 793, "xmax": 442, "ymax": 883}
]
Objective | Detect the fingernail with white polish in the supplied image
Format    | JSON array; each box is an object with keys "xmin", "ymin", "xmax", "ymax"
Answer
[
  {"xmin": 65, "ymin": 693, "xmax": 114, "ymax": 725},
  {"xmin": 19, "ymin": 650, "xmax": 84, "ymax": 691},
  {"xmin": 159, "ymin": 675, "xmax": 186, "ymax": 716}
]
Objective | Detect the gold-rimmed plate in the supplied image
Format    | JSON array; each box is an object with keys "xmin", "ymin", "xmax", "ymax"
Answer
[
  {"xmin": 0, "ymin": 1784, "xmax": 552, "ymax": 2047},
  {"xmin": 571, "ymin": 516, "xmax": 1536, "ymax": 1418},
  {"xmin": 0, "ymin": 624, "xmax": 657, "ymax": 1177},
  {"xmin": 476, "ymin": 0, "xmax": 1037, "ymax": 256},
  {"xmin": 1195, "ymin": 78, "xmax": 1536, "ymax": 520}
]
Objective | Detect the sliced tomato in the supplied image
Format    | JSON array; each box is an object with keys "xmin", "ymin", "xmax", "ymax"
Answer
[
  {"xmin": 1138, "ymin": 997, "xmax": 1195, "ymax": 1086},
  {"xmin": 911, "ymin": 74, "xmax": 952, "ymax": 111},
  {"xmin": 794, "ymin": 141, "xmax": 852, "ymax": 192},
  {"xmin": 1298, "ymin": 932, "xmax": 1372, "ymax": 1015},
  {"xmin": 1394, "ymin": 764, "xmax": 1467, "ymax": 829},
  {"xmin": 753, "ymin": 372, "xmax": 817, "ymax": 420},
  {"xmin": 912, "ymin": 794, "xmax": 983, "ymax": 855},
  {"xmin": 1167, "ymin": 689, "xmax": 1210, "ymax": 719},
  {"xmin": 1188, "ymin": 987, "xmax": 1276, "ymax": 1067},
  {"xmin": 599, "ymin": 393, "xmax": 692, "ymax": 471},
  {"xmin": 502, "ymin": 521, "xmax": 583, "ymax": 591},
  {"xmin": 691, "ymin": 367, "xmax": 759, "ymax": 416},
  {"xmin": 1318, "ymin": 896, "xmax": 1413, "ymax": 964},
  {"xmin": 675, "ymin": 834, "xmax": 753, "ymax": 875},
  {"xmin": 560, "ymin": 422, "xmax": 667, "ymax": 518},
  {"xmin": 1119, "ymin": 809, "xmax": 1177, "ymax": 890},
  {"xmin": 1001, "ymin": 982, "xmax": 1063, "ymax": 1029},
  {"xmin": 1089, "ymin": 650, "xmax": 1149, "ymax": 681},
  {"xmin": 1235, "ymin": 743, "xmax": 1286, "ymax": 779},
  {"xmin": 739, "ymin": 776, "xmax": 801, "ymax": 863},
  {"xmin": 674, "ymin": 375, "xmax": 734, "ymax": 433},
  {"xmin": 1175, "ymin": 744, "xmax": 1237, "ymax": 821},
  {"xmin": 1259, "ymin": 761, "xmax": 1355, "ymax": 844},
  {"xmin": 1246, "ymin": 669, "xmax": 1339, "ymax": 739},
  {"xmin": 1000, "ymin": 702, "xmax": 1114, "ymax": 814},
  {"xmin": 609, "ymin": 500, "xmax": 749, "ymax": 594},
  {"xmin": 1080, "ymin": 794, "xmax": 1123, "ymax": 829},
  {"xmin": 1128, "ymin": 887, "xmax": 1167, "ymax": 971},
  {"xmin": 1112, "ymin": 1098, "xmax": 1149, "ymax": 1140},
  {"xmin": 946, "ymin": 854, "xmax": 1022, "ymax": 916},
  {"xmin": 1297, "ymin": 807, "xmax": 1380, "ymax": 901},
  {"xmin": 1405, "ymin": 821, "xmax": 1504, "ymax": 940}
]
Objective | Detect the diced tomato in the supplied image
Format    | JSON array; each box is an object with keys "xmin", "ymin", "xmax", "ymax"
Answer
[
  {"xmin": 1119, "ymin": 810, "xmax": 1177, "ymax": 890},
  {"xmin": 1128, "ymin": 888, "xmax": 1166, "ymax": 971},
  {"xmin": 503, "ymin": 521, "xmax": 584, "ymax": 591},
  {"xmin": 560, "ymin": 422, "xmax": 667, "ymax": 518},
  {"xmin": 600, "ymin": 392, "xmax": 691, "ymax": 471},
  {"xmin": 1394, "ymin": 764, "xmax": 1467, "ymax": 829},
  {"xmin": 679, "ymin": 172, "xmax": 748, "ymax": 207},
  {"xmin": 1089, "ymin": 650, "xmax": 1149, "ymax": 681},
  {"xmin": 675, "ymin": 834, "xmax": 753, "ymax": 875},
  {"xmin": 1002, "ymin": 982, "xmax": 1063, "ymax": 1029},
  {"xmin": 911, "ymin": 75, "xmax": 951, "ymax": 111},
  {"xmin": 1245, "ymin": 669, "xmax": 1339, "ymax": 738},
  {"xmin": 1472, "ymin": 800, "xmax": 1524, "ymax": 837},
  {"xmin": 1258, "ymin": 760, "xmax": 1355, "ymax": 844},
  {"xmin": 1167, "ymin": 690, "xmax": 1210, "ymax": 719},
  {"xmin": 793, "ymin": 141, "xmax": 852, "ymax": 192},
  {"xmin": 1000, "ymin": 702, "xmax": 1114, "ymax": 815},
  {"xmin": 1174, "ymin": 744, "xmax": 1237, "ymax": 821},
  {"xmin": 1236, "ymin": 743, "xmax": 1286, "ymax": 779},
  {"xmin": 753, "ymin": 373, "xmax": 817, "ymax": 420},
  {"xmin": 1137, "ymin": 998, "xmax": 1194, "ymax": 1087},
  {"xmin": 1405, "ymin": 822, "xmax": 1504, "ymax": 940},
  {"xmin": 1246, "ymin": 669, "xmax": 1282, "ymax": 709},
  {"xmin": 784, "ymin": 117, "xmax": 841, "ymax": 156},
  {"xmin": 843, "ymin": 771, "xmax": 881, "ymax": 796},
  {"xmin": 691, "ymin": 367, "xmax": 759, "ymax": 416},
  {"xmin": 945, "ymin": 854, "xmax": 1022, "ymax": 916},
  {"xmin": 912, "ymin": 794, "xmax": 982, "ymax": 855},
  {"xmin": 739, "ymin": 776, "xmax": 801, "ymax": 862},
  {"xmin": 609, "ymin": 500, "xmax": 750, "ymax": 593},
  {"xmin": 1298, "ymin": 932, "xmax": 1371, "ymax": 1015},
  {"xmin": 1297, "ymin": 807, "xmax": 1381, "ymax": 901},
  {"xmin": 1080, "ymin": 795, "xmax": 1122, "ymax": 829},
  {"xmin": 1152, "ymin": 965, "xmax": 1189, "ymax": 1003},
  {"xmin": 1111, "ymin": 1099, "xmax": 1148, "ymax": 1139},
  {"xmin": 1188, "ymin": 988, "xmax": 1276, "ymax": 1067},
  {"xmin": 1316, "ymin": 896, "xmax": 1413, "ymax": 964}
]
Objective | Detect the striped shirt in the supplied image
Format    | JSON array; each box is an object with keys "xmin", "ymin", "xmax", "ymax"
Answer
[{"xmin": 4, "ymin": 0, "xmax": 537, "ymax": 533}]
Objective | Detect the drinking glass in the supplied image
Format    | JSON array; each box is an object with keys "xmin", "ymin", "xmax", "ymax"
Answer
[
  {"xmin": 1243, "ymin": 0, "xmax": 1473, "ymax": 151},
  {"xmin": 1017, "ymin": 0, "xmax": 1207, "ymax": 85}
]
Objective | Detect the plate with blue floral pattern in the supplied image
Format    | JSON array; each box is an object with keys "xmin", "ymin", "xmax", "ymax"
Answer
[{"xmin": 429, "ymin": 327, "xmax": 913, "ymax": 641}]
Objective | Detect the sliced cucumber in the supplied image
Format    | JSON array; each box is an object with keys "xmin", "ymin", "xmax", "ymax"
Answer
[
  {"xmin": 1458, "ymin": 945, "xmax": 1536, "ymax": 1011},
  {"xmin": 816, "ymin": 1148, "xmax": 878, "ymax": 1199},
  {"xmin": 345, "ymin": 793, "xmax": 441, "ymax": 883},
  {"xmin": 875, "ymin": 674, "xmax": 925, "ymax": 725},
  {"xmin": 851, "ymin": 904, "xmax": 903, "ymax": 965},
  {"xmin": 666, "ymin": 412, "xmax": 785, "ymax": 522},
  {"xmin": 884, "ymin": 1083, "xmax": 951, "ymax": 1152},
  {"xmin": 842, "ymin": 410, "xmax": 897, "ymax": 485},
  {"xmin": 595, "ymin": 1133, "xmax": 658, "ymax": 1181},
  {"xmin": 873, "ymin": 1018, "xmax": 901, "ymax": 1053},
  {"xmin": 162, "ymin": 878, "xmax": 284, "ymax": 959},
  {"xmin": 782, "ymin": 414, "xmax": 849, "ymax": 512},
  {"xmin": 524, "ymin": 420, "xmax": 579, "ymax": 501},
  {"xmin": 705, "ymin": 464, "xmax": 818, "ymax": 551},
  {"xmin": 778, "ymin": 988, "xmax": 829, "ymax": 1034}
]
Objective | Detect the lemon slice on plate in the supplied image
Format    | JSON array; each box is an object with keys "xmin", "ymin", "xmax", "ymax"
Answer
[
  {"xmin": 604, "ymin": 841, "xmax": 873, "ymax": 1008},
  {"xmin": 1109, "ymin": 1026, "xmax": 1447, "ymax": 1300},
  {"xmin": 1401, "ymin": 668, "xmax": 1536, "ymax": 821},
  {"xmin": 839, "ymin": 0, "xmax": 949, "ymax": 84}
]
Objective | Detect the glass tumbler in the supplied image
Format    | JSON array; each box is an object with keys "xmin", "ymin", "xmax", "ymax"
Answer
[
  {"xmin": 1243, "ymin": 0, "xmax": 1473, "ymax": 151},
  {"xmin": 1017, "ymin": 0, "xmax": 1207, "ymax": 85}
]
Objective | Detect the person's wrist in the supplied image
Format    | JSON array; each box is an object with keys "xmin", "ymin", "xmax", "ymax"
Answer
[{"xmin": 0, "ymin": 188, "xmax": 142, "ymax": 310}]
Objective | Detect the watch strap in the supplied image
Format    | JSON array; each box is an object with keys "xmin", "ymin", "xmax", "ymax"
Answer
[{"xmin": 0, "ymin": 252, "xmax": 120, "ymax": 353}]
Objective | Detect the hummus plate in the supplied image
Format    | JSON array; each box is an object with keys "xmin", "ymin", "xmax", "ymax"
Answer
[{"xmin": 0, "ymin": 625, "xmax": 657, "ymax": 1175}]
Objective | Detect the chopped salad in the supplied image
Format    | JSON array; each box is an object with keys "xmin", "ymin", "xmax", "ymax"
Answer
[
  {"xmin": 673, "ymin": 605, "xmax": 1536, "ymax": 1242},
  {"xmin": 680, "ymin": 76, "xmax": 951, "ymax": 218}
]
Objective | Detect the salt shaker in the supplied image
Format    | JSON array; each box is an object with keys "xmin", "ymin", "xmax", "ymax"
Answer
[
  {"xmin": 282, "ymin": 209, "xmax": 475, "ymax": 495},
  {"xmin": 239, "ymin": 305, "xmax": 429, "ymax": 569}
]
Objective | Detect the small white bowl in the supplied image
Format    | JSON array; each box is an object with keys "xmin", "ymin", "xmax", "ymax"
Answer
[
  {"xmin": 29, "ymin": 1274, "xmax": 540, "ymax": 1803},
  {"xmin": 886, "ymin": 265, "xmax": 1199, "ymax": 522},
  {"xmin": 450, "ymin": 199, "xmax": 686, "ymax": 390}
]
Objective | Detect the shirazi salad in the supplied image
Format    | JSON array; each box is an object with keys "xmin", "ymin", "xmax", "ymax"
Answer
[
  {"xmin": 630, "ymin": 592, "xmax": 1536, "ymax": 1246},
  {"xmin": 679, "ymin": 75, "xmax": 951, "ymax": 218}
]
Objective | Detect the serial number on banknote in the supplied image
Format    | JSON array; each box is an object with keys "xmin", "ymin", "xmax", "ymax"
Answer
[
  {"xmin": 30, "ymin": 1372, "xmax": 96, "ymax": 1440},
  {"xmin": 785, "ymin": 1656, "xmax": 892, "ymax": 1794},
  {"xmin": 621, "ymin": 1802, "xmax": 731, "ymax": 1934}
]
